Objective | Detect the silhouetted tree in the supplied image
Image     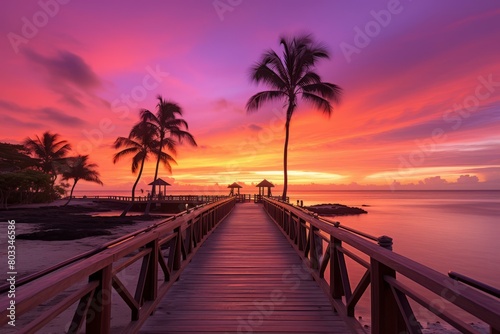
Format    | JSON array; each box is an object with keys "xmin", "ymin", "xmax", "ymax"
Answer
[
  {"xmin": 140, "ymin": 95, "xmax": 197, "ymax": 214},
  {"xmin": 62, "ymin": 155, "xmax": 103, "ymax": 206},
  {"xmin": 247, "ymin": 34, "xmax": 342, "ymax": 199},
  {"xmin": 23, "ymin": 131, "xmax": 71, "ymax": 184},
  {"xmin": 113, "ymin": 118, "xmax": 176, "ymax": 201}
]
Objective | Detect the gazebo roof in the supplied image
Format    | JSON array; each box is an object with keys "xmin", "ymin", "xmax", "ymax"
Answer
[
  {"xmin": 148, "ymin": 178, "xmax": 171, "ymax": 186},
  {"xmin": 227, "ymin": 182, "xmax": 243, "ymax": 189},
  {"xmin": 256, "ymin": 179, "xmax": 274, "ymax": 188}
]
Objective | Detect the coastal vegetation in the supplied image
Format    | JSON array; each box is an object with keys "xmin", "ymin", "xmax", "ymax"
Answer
[
  {"xmin": 247, "ymin": 34, "xmax": 342, "ymax": 200},
  {"xmin": 113, "ymin": 117, "xmax": 175, "ymax": 202},
  {"xmin": 0, "ymin": 132, "xmax": 102, "ymax": 208},
  {"xmin": 62, "ymin": 155, "xmax": 103, "ymax": 206}
]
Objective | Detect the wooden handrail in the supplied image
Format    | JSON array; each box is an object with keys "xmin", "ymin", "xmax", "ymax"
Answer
[
  {"xmin": 67, "ymin": 194, "xmax": 230, "ymax": 202},
  {"xmin": 262, "ymin": 197, "xmax": 500, "ymax": 334},
  {"xmin": 0, "ymin": 197, "xmax": 236, "ymax": 333},
  {"xmin": 449, "ymin": 271, "xmax": 500, "ymax": 298}
]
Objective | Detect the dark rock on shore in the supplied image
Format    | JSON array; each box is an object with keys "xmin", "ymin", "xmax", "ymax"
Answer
[
  {"xmin": 4, "ymin": 203, "xmax": 163, "ymax": 241},
  {"xmin": 303, "ymin": 203, "xmax": 367, "ymax": 216}
]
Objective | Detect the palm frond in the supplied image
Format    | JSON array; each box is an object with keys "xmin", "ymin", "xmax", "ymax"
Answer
[
  {"xmin": 131, "ymin": 151, "xmax": 147, "ymax": 173},
  {"xmin": 113, "ymin": 136, "xmax": 140, "ymax": 149},
  {"xmin": 250, "ymin": 63, "xmax": 287, "ymax": 90},
  {"xmin": 301, "ymin": 82, "xmax": 342, "ymax": 104},
  {"xmin": 113, "ymin": 147, "xmax": 140, "ymax": 164},
  {"xmin": 246, "ymin": 90, "xmax": 287, "ymax": 112},
  {"xmin": 301, "ymin": 92, "xmax": 334, "ymax": 116},
  {"xmin": 158, "ymin": 151, "xmax": 177, "ymax": 174},
  {"xmin": 62, "ymin": 155, "xmax": 103, "ymax": 186},
  {"xmin": 260, "ymin": 50, "xmax": 289, "ymax": 86},
  {"xmin": 296, "ymin": 72, "xmax": 321, "ymax": 87}
]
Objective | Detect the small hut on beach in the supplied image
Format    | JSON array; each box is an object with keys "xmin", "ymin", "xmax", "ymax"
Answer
[
  {"xmin": 228, "ymin": 182, "xmax": 243, "ymax": 196},
  {"xmin": 148, "ymin": 178, "xmax": 171, "ymax": 198},
  {"xmin": 256, "ymin": 179, "xmax": 274, "ymax": 197}
]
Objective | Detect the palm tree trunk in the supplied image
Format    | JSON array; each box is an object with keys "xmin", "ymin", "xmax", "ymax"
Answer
[
  {"xmin": 64, "ymin": 180, "xmax": 77, "ymax": 206},
  {"xmin": 282, "ymin": 107, "xmax": 293, "ymax": 200},
  {"xmin": 131, "ymin": 157, "xmax": 146, "ymax": 202},
  {"xmin": 151, "ymin": 133, "xmax": 164, "ymax": 197},
  {"xmin": 122, "ymin": 158, "xmax": 145, "ymax": 217},
  {"xmin": 145, "ymin": 133, "xmax": 164, "ymax": 215}
]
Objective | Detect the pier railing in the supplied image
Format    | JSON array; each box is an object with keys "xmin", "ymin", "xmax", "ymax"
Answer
[
  {"xmin": 0, "ymin": 197, "xmax": 235, "ymax": 333},
  {"xmin": 69, "ymin": 194, "xmax": 229, "ymax": 202},
  {"xmin": 262, "ymin": 198, "xmax": 500, "ymax": 334}
]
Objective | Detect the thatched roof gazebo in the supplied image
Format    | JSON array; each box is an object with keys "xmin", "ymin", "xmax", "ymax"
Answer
[
  {"xmin": 148, "ymin": 178, "xmax": 171, "ymax": 197},
  {"xmin": 228, "ymin": 182, "xmax": 243, "ymax": 196},
  {"xmin": 256, "ymin": 179, "xmax": 274, "ymax": 197}
]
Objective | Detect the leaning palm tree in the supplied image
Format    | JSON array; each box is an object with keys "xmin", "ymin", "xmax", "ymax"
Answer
[
  {"xmin": 140, "ymin": 95, "xmax": 197, "ymax": 197},
  {"xmin": 23, "ymin": 131, "xmax": 71, "ymax": 184},
  {"xmin": 139, "ymin": 95, "xmax": 197, "ymax": 215},
  {"xmin": 62, "ymin": 155, "xmax": 103, "ymax": 206},
  {"xmin": 247, "ymin": 34, "xmax": 342, "ymax": 200},
  {"xmin": 113, "ymin": 119, "xmax": 177, "ymax": 201}
]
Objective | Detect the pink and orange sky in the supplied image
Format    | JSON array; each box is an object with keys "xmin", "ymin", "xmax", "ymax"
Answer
[{"xmin": 1, "ymin": 0, "xmax": 499, "ymax": 192}]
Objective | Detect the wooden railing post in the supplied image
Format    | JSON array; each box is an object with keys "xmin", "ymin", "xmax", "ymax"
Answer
[
  {"xmin": 378, "ymin": 235, "xmax": 393, "ymax": 250},
  {"xmin": 330, "ymin": 236, "xmax": 343, "ymax": 299},
  {"xmin": 173, "ymin": 227, "xmax": 182, "ymax": 271},
  {"xmin": 86, "ymin": 265, "xmax": 112, "ymax": 334},
  {"xmin": 309, "ymin": 226, "xmax": 320, "ymax": 269},
  {"xmin": 370, "ymin": 258, "xmax": 406, "ymax": 334},
  {"xmin": 144, "ymin": 239, "xmax": 158, "ymax": 302}
]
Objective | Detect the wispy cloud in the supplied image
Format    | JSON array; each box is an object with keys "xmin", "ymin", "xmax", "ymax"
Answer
[
  {"xmin": 0, "ymin": 99, "xmax": 85, "ymax": 127},
  {"xmin": 22, "ymin": 49, "xmax": 103, "ymax": 108}
]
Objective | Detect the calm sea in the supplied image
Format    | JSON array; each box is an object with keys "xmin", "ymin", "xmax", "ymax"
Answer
[{"xmin": 289, "ymin": 189, "xmax": 500, "ymax": 289}]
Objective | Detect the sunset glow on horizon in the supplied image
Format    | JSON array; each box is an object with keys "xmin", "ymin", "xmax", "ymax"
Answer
[{"xmin": 1, "ymin": 0, "xmax": 499, "ymax": 192}]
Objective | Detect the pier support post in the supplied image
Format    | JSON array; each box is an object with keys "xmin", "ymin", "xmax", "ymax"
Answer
[
  {"xmin": 330, "ymin": 236, "xmax": 344, "ymax": 299},
  {"xmin": 370, "ymin": 259, "xmax": 405, "ymax": 334},
  {"xmin": 86, "ymin": 265, "xmax": 112, "ymax": 334}
]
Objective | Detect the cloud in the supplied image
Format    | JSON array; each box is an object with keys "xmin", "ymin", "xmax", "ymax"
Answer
[
  {"xmin": 40, "ymin": 108, "xmax": 86, "ymax": 127},
  {"xmin": 1, "ymin": 115, "xmax": 43, "ymax": 129},
  {"xmin": 213, "ymin": 98, "xmax": 229, "ymax": 110},
  {"xmin": 210, "ymin": 98, "xmax": 245, "ymax": 114},
  {"xmin": 23, "ymin": 49, "xmax": 101, "ymax": 89},
  {"xmin": 22, "ymin": 49, "xmax": 103, "ymax": 108},
  {"xmin": 0, "ymin": 99, "xmax": 86, "ymax": 127},
  {"xmin": 419, "ymin": 176, "xmax": 448, "ymax": 186},
  {"xmin": 456, "ymin": 174, "xmax": 479, "ymax": 184},
  {"xmin": 248, "ymin": 124, "xmax": 263, "ymax": 132}
]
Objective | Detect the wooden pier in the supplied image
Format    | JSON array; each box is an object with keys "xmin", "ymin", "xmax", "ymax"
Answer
[
  {"xmin": 140, "ymin": 203, "xmax": 349, "ymax": 333},
  {"xmin": 1, "ymin": 197, "xmax": 499, "ymax": 333}
]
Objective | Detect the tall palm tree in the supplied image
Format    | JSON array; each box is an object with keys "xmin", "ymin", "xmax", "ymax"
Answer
[
  {"xmin": 62, "ymin": 155, "xmax": 103, "ymax": 206},
  {"xmin": 23, "ymin": 131, "xmax": 72, "ymax": 184},
  {"xmin": 113, "ymin": 119, "xmax": 177, "ymax": 201},
  {"xmin": 140, "ymin": 95, "xmax": 197, "ymax": 197},
  {"xmin": 246, "ymin": 34, "xmax": 342, "ymax": 200}
]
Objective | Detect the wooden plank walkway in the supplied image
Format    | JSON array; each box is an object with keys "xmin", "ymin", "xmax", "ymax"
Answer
[{"xmin": 140, "ymin": 202, "xmax": 350, "ymax": 334}]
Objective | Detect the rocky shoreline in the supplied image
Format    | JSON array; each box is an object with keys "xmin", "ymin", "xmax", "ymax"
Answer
[
  {"xmin": 1, "ymin": 200, "xmax": 164, "ymax": 241},
  {"xmin": 303, "ymin": 203, "xmax": 368, "ymax": 216}
]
